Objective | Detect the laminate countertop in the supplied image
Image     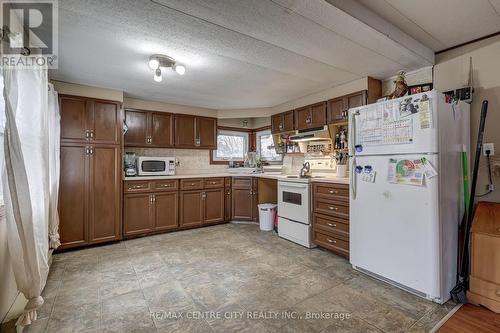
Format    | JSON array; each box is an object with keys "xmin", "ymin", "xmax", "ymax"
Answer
[{"xmin": 124, "ymin": 172, "xmax": 349, "ymax": 184}]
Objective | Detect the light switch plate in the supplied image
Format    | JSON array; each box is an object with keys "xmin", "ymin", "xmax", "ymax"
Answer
[{"xmin": 483, "ymin": 143, "xmax": 495, "ymax": 156}]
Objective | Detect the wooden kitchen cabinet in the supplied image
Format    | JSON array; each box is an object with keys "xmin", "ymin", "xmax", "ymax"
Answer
[
  {"xmin": 196, "ymin": 117, "xmax": 217, "ymax": 148},
  {"xmin": 231, "ymin": 177, "xmax": 258, "ymax": 221},
  {"xmin": 124, "ymin": 193, "xmax": 153, "ymax": 236},
  {"xmin": 59, "ymin": 144, "xmax": 122, "ymax": 248},
  {"xmin": 88, "ymin": 145, "xmax": 121, "ymax": 243},
  {"xmin": 271, "ymin": 110, "xmax": 295, "ymax": 133},
  {"xmin": 312, "ymin": 182, "xmax": 350, "ymax": 258},
  {"xmin": 327, "ymin": 91, "xmax": 367, "ymax": 124},
  {"xmin": 60, "ymin": 95, "xmax": 121, "ymax": 145},
  {"xmin": 179, "ymin": 190, "xmax": 204, "ymax": 228},
  {"xmin": 224, "ymin": 177, "xmax": 232, "ymax": 221},
  {"xmin": 124, "ymin": 109, "xmax": 174, "ymax": 147},
  {"xmin": 59, "ymin": 144, "xmax": 88, "ymax": 248},
  {"xmin": 295, "ymin": 102, "xmax": 327, "ymax": 130},
  {"xmin": 204, "ymin": 188, "xmax": 225, "ymax": 225},
  {"xmin": 174, "ymin": 114, "xmax": 217, "ymax": 149},
  {"xmin": 154, "ymin": 192, "xmax": 179, "ymax": 231}
]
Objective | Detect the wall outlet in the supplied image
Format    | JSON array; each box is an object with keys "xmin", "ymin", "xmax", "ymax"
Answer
[{"xmin": 483, "ymin": 143, "xmax": 495, "ymax": 156}]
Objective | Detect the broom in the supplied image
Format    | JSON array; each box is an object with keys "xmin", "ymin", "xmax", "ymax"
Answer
[{"xmin": 450, "ymin": 100, "xmax": 488, "ymax": 303}]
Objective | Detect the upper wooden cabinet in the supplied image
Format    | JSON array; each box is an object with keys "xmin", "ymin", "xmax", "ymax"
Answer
[
  {"xmin": 327, "ymin": 91, "xmax": 367, "ymax": 124},
  {"xmin": 60, "ymin": 95, "xmax": 121, "ymax": 145},
  {"xmin": 295, "ymin": 101, "xmax": 327, "ymax": 130},
  {"xmin": 271, "ymin": 111, "xmax": 294, "ymax": 134},
  {"xmin": 124, "ymin": 109, "xmax": 174, "ymax": 147},
  {"xmin": 174, "ymin": 114, "xmax": 217, "ymax": 149}
]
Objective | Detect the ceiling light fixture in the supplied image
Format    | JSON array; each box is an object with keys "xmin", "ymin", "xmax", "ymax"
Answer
[{"xmin": 148, "ymin": 54, "xmax": 186, "ymax": 82}]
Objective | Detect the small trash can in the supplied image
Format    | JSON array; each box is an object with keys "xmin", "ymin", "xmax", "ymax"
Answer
[{"xmin": 258, "ymin": 203, "xmax": 277, "ymax": 231}]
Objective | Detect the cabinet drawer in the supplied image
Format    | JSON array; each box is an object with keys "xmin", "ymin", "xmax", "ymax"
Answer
[
  {"xmin": 313, "ymin": 183, "xmax": 349, "ymax": 202},
  {"xmin": 313, "ymin": 229, "xmax": 349, "ymax": 257},
  {"xmin": 153, "ymin": 180, "xmax": 178, "ymax": 191},
  {"xmin": 470, "ymin": 276, "xmax": 500, "ymax": 302},
  {"xmin": 180, "ymin": 178, "xmax": 203, "ymax": 190},
  {"xmin": 124, "ymin": 181, "xmax": 152, "ymax": 193},
  {"xmin": 314, "ymin": 213, "xmax": 349, "ymax": 240},
  {"xmin": 314, "ymin": 198, "xmax": 349, "ymax": 219},
  {"xmin": 203, "ymin": 177, "xmax": 225, "ymax": 189},
  {"xmin": 232, "ymin": 177, "xmax": 252, "ymax": 188}
]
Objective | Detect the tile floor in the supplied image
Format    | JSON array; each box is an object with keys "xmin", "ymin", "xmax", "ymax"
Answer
[{"xmin": 4, "ymin": 223, "xmax": 456, "ymax": 332}]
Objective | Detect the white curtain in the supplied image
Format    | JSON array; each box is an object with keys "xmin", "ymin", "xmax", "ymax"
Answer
[
  {"xmin": 1, "ymin": 66, "xmax": 51, "ymax": 327},
  {"xmin": 48, "ymin": 84, "xmax": 60, "ymax": 249}
]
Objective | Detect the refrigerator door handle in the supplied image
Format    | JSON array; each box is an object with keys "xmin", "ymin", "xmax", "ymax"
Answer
[
  {"xmin": 350, "ymin": 110, "xmax": 359, "ymax": 155},
  {"xmin": 350, "ymin": 156, "xmax": 357, "ymax": 200}
]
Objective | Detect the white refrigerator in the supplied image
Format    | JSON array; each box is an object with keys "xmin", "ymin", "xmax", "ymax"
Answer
[{"xmin": 348, "ymin": 90, "xmax": 469, "ymax": 304}]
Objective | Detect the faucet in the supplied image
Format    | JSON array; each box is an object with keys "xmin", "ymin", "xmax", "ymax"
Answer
[{"xmin": 300, "ymin": 162, "xmax": 311, "ymax": 178}]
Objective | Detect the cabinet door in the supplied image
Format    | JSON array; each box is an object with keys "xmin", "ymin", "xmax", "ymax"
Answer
[
  {"xmin": 310, "ymin": 102, "xmax": 327, "ymax": 128},
  {"xmin": 150, "ymin": 112, "xmax": 174, "ymax": 147},
  {"xmin": 174, "ymin": 114, "xmax": 196, "ymax": 147},
  {"xmin": 252, "ymin": 178, "xmax": 259, "ymax": 222},
  {"xmin": 295, "ymin": 106, "xmax": 311, "ymax": 130},
  {"xmin": 224, "ymin": 187, "xmax": 232, "ymax": 221},
  {"xmin": 347, "ymin": 91, "xmax": 366, "ymax": 109},
  {"xmin": 283, "ymin": 111, "xmax": 295, "ymax": 132},
  {"xmin": 88, "ymin": 145, "xmax": 121, "ymax": 243},
  {"xmin": 59, "ymin": 144, "xmax": 88, "ymax": 248},
  {"xmin": 124, "ymin": 110, "xmax": 148, "ymax": 146},
  {"xmin": 91, "ymin": 101, "xmax": 121, "ymax": 144},
  {"xmin": 154, "ymin": 192, "xmax": 178, "ymax": 231},
  {"xmin": 124, "ymin": 194, "xmax": 153, "ymax": 236},
  {"xmin": 179, "ymin": 190, "xmax": 204, "ymax": 227},
  {"xmin": 327, "ymin": 98, "xmax": 345, "ymax": 124},
  {"xmin": 197, "ymin": 117, "xmax": 217, "ymax": 148},
  {"xmin": 204, "ymin": 188, "xmax": 225, "ymax": 224},
  {"xmin": 271, "ymin": 114, "xmax": 283, "ymax": 133},
  {"xmin": 232, "ymin": 188, "xmax": 253, "ymax": 220},
  {"xmin": 60, "ymin": 96, "xmax": 90, "ymax": 143}
]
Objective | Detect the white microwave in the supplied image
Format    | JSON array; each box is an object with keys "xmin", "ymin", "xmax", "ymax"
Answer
[{"xmin": 137, "ymin": 157, "xmax": 176, "ymax": 176}]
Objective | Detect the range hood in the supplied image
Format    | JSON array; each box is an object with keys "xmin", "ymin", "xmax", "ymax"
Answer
[{"xmin": 289, "ymin": 125, "xmax": 331, "ymax": 142}]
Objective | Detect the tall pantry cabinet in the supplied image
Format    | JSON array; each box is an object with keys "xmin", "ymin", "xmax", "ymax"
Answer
[{"xmin": 58, "ymin": 95, "xmax": 122, "ymax": 249}]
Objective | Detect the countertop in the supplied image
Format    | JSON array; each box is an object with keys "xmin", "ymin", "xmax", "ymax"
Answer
[{"xmin": 124, "ymin": 172, "xmax": 349, "ymax": 184}]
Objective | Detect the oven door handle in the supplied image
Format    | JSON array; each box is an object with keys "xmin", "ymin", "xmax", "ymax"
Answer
[{"xmin": 280, "ymin": 183, "xmax": 308, "ymax": 189}]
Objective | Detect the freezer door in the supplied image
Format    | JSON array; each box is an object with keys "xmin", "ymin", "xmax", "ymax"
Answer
[
  {"xmin": 350, "ymin": 154, "xmax": 442, "ymax": 299},
  {"xmin": 349, "ymin": 91, "xmax": 440, "ymax": 156}
]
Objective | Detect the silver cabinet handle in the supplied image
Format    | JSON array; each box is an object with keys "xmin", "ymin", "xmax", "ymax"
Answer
[
  {"xmin": 89, "ymin": 130, "xmax": 94, "ymax": 139},
  {"xmin": 191, "ymin": 183, "xmax": 196, "ymax": 186},
  {"xmin": 211, "ymin": 181, "xmax": 216, "ymax": 185},
  {"xmin": 496, "ymin": 290, "xmax": 500, "ymax": 296},
  {"xmin": 329, "ymin": 190, "xmax": 338, "ymax": 194},
  {"xmin": 327, "ymin": 223, "xmax": 337, "ymax": 227},
  {"xmin": 85, "ymin": 130, "xmax": 90, "ymax": 139},
  {"xmin": 327, "ymin": 238, "xmax": 337, "ymax": 244},
  {"xmin": 85, "ymin": 147, "xmax": 90, "ymax": 155},
  {"xmin": 328, "ymin": 206, "xmax": 339, "ymax": 211},
  {"xmin": 149, "ymin": 195, "xmax": 153, "ymax": 204},
  {"xmin": 131, "ymin": 185, "xmax": 145, "ymax": 189},
  {"xmin": 153, "ymin": 195, "xmax": 156, "ymax": 203}
]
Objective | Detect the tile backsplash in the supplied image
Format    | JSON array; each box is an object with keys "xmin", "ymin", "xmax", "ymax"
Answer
[{"xmin": 126, "ymin": 148, "xmax": 227, "ymax": 174}]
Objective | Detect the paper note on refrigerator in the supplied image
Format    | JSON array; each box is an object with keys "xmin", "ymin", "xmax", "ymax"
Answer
[
  {"xmin": 420, "ymin": 157, "xmax": 438, "ymax": 178},
  {"xmin": 356, "ymin": 101, "xmax": 414, "ymax": 147},
  {"xmin": 419, "ymin": 97, "xmax": 433, "ymax": 129},
  {"xmin": 387, "ymin": 158, "xmax": 425, "ymax": 186}
]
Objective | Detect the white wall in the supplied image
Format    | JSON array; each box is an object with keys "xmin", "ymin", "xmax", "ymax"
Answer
[
  {"xmin": 434, "ymin": 34, "xmax": 500, "ymax": 203},
  {"xmin": 52, "ymin": 80, "xmax": 123, "ymax": 102},
  {"xmin": 124, "ymin": 97, "xmax": 218, "ymax": 118}
]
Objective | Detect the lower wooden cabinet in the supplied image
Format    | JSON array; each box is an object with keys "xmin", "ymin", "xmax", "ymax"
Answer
[
  {"xmin": 231, "ymin": 177, "xmax": 259, "ymax": 221},
  {"xmin": 59, "ymin": 144, "xmax": 121, "ymax": 249},
  {"xmin": 124, "ymin": 193, "xmax": 153, "ymax": 236},
  {"xmin": 204, "ymin": 188, "xmax": 225, "ymax": 224},
  {"xmin": 154, "ymin": 192, "xmax": 179, "ymax": 231},
  {"xmin": 312, "ymin": 182, "xmax": 350, "ymax": 258},
  {"xmin": 179, "ymin": 190, "xmax": 204, "ymax": 228}
]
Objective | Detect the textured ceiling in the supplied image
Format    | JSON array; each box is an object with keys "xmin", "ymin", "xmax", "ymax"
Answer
[
  {"xmin": 355, "ymin": 0, "xmax": 500, "ymax": 52},
  {"xmin": 51, "ymin": 0, "xmax": 434, "ymax": 109}
]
